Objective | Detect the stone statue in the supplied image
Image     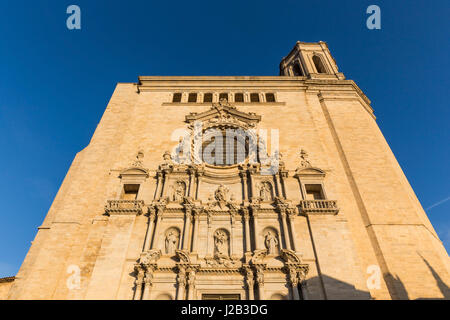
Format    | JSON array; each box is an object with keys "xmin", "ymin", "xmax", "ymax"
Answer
[
  {"xmin": 165, "ymin": 231, "xmax": 178, "ymax": 255},
  {"xmin": 300, "ymin": 149, "xmax": 311, "ymax": 168},
  {"xmin": 214, "ymin": 184, "xmax": 228, "ymax": 202},
  {"xmin": 265, "ymin": 231, "xmax": 278, "ymax": 254},
  {"xmin": 259, "ymin": 182, "xmax": 272, "ymax": 201},
  {"xmin": 173, "ymin": 181, "xmax": 185, "ymax": 201},
  {"xmin": 214, "ymin": 230, "xmax": 229, "ymax": 257}
]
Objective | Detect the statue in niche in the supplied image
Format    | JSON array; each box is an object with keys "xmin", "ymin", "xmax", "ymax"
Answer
[
  {"xmin": 214, "ymin": 229, "xmax": 229, "ymax": 258},
  {"xmin": 259, "ymin": 182, "xmax": 272, "ymax": 201},
  {"xmin": 264, "ymin": 230, "xmax": 278, "ymax": 254},
  {"xmin": 165, "ymin": 230, "xmax": 179, "ymax": 255},
  {"xmin": 172, "ymin": 181, "xmax": 186, "ymax": 202}
]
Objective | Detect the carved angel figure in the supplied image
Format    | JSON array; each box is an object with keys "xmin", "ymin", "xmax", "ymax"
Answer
[
  {"xmin": 165, "ymin": 231, "xmax": 178, "ymax": 255},
  {"xmin": 264, "ymin": 231, "xmax": 278, "ymax": 254}
]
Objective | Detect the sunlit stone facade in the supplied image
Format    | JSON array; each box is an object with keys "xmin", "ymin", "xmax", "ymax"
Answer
[{"xmin": 5, "ymin": 41, "xmax": 449, "ymax": 300}]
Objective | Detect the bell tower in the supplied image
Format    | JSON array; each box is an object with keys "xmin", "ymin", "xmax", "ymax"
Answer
[{"xmin": 279, "ymin": 41, "xmax": 345, "ymax": 80}]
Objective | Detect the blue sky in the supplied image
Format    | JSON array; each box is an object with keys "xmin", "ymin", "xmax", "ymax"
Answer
[{"xmin": 0, "ymin": 0, "xmax": 449, "ymax": 277}]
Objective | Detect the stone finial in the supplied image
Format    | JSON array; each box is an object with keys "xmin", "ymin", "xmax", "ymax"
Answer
[
  {"xmin": 132, "ymin": 150, "xmax": 144, "ymax": 167},
  {"xmin": 299, "ymin": 148, "xmax": 311, "ymax": 168}
]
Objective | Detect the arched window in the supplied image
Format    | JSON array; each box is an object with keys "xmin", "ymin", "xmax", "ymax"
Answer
[
  {"xmin": 313, "ymin": 55, "xmax": 327, "ymax": 74},
  {"xmin": 292, "ymin": 63, "xmax": 303, "ymax": 76}
]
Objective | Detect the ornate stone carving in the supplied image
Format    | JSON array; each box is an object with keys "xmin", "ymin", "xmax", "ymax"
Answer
[
  {"xmin": 131, "ymin": 150, "xmax": 145, "ymax": 167},
  {"xmin": 214, "ymin": 229, "xmax": 229, "ymax": 258},
  {"xmin": 280, "ymin": 249, "xmax": 301, "ymax": 264},
  {"xmin": 105, "ymin": 200, "xmax": 145, "ymax": 215},
  {"xmin": 288, "ymin": 266, "xmax": 299, "ymax": 287},
  {"xmin": 175, "ymin": 250, "xmax": 191, "ymax": 264},
  {"xmin": 171, "ymin": 181, "xmax": 186, "ymax": 202},
  {"xmin": 177, "ymin": 267, "xmax": 186, "ymax": 288},
  {"xmin": 187, "ymin": 270, "xmax": 196, "ymax": 287},
  {"xmin": 255, "ymin": 265, "xmax": 265, "ymax": 286},
  {"xmin": 299, "ymin": 148, "xmax": 311, "ymax": 168},
  {"xmin": 159, "ymin": 151, "xmax": 174, "ymax": 171},
  {"xmin": 264, "ymin": 231, "xmax": 279, "ymax": 255},
  {"xmin": 165, "ymin": 229, "xmax": 179, "ymax": 255},
  {"xmin": 257, "ymin": 181, "xmax": 273, "ymax": 201}
]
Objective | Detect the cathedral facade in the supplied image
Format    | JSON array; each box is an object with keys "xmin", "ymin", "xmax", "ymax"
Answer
[{"xmin": 5, "ymin": 41, "xmax": 449, "ymax": 300}]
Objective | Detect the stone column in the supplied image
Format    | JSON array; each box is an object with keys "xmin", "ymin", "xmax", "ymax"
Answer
[
  {"xmin": 191, "ymin": 208, "xmax": 200, "ymax": 253},
  {"xmin": 195, "ymin": 174, "xmax": 203, "ymax": 200},
  {"xmin": 142, "ymin": 269, "xmax": 154, "ymax": 300},
  {"xmin": 243, "ymin": 209, "xmax": 251, "ymax": 253},
  {"xmin": 299, "ymin": 270, "xmax": 309, "ymax": 300},
  {"xmin": 188, "ymin": 170, "xmax": 194, "ymax": 197},
  {"xmin": 182, "ymin": 207, "xmax": 193, "ymax": 250},
  {"xmin": 133, "ymin": 267, "xmax": 145, "ymax": 300},
  {"xmin": 248, "ymin": 170, "xmax": 256, "ymax": 200},
  {"xmin": 300, "ymin": 280, "xmax": 309, "ymax": 300},
  {"xmin": 275, "ymin": 174, "xmax": 282, "ymax": 198},
  {"xmin": 288, "ymin": 267, "xmax": 300, "ymax": 300},
  {"xmin": 160, "ymin": 171, "xmax": 168, "ymax": 198},
  {"xmin": 206, "ymin": 212, "xmax": 212, "ymax": 256},
  {"xmin": 155, "ymin": 171, "xmax": 163, "ymax": 199},
  {"xmin": 251, "ymin": 206, "xmax": 262, "ymax": 250},
  {"xmin": 151, "ymin": 206, "xmax": 164, "ymax": 249},
  {"xmin": 241, "ymin": 172, "xmax": 248, "ymax": 201},
  {"xmin": 176, "ymin": 267, "xmax": 186, "ymax": 300},
  {"xmin": 245, "ymin": 267, "xmax": 255, "ymax": 300},
  {"xmin": 256, "ymin": 266, "xmax": 265, "ymax": 300},
  {"xmin": 287, "ymin": 209, "xmax": 298, "ymax": 252},
  {"xmin": 143, "ymin": 208, "xmax": 156, "ymax": 252},
  {"xmin": 187, "ymin": 270, "xmax": 196, "ymax": 300},
  {"xmin": 280, "ymin": 171, "xmax": 288, "ymax": 199},
  {"xmin": 280, "ymin": 211, "xmax": 291, "ymax": 250},
  {"xmin": 230, "ymin": 211, "xmax": 236, "ymax": 257}
]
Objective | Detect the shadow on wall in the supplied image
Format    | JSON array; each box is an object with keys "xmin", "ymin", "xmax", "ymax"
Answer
[{"xmin": 383, "ymin": 255, "xmax": 450, "ymax": 300}]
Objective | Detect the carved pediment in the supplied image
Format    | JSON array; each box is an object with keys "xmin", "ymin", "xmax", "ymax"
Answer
[
  {"xmin": 280, "ymin": 249, "xmax": 301, "ymax": 264},
  {"xmin": 294, "ymin": 166, "xmax": 325, "ymax": 178},
  {"xmin": 119, "ymin": 167, "xmax": 149, "ymax": 178},
  {"xmin": 185, "ymin": 99, "xmax": 261, "ymax": 129}
]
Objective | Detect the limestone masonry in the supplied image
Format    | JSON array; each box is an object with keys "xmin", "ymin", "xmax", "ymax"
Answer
[{"xmin": 4, "ymin": 41, "xmax": 449, "ymax": 300}]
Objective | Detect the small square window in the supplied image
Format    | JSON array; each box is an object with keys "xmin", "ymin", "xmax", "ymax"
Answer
[
  {"xmin": 234, "ymin": 93, "xmax": 244, "ymax": 102},
  {"xmin": 204, "ymin": 93, "xmax": 213, "ymax": 103},
  {"xmin": 173, "ymin": 93, "xmax": 182, "ymax": 103},
  {"xmin": 250, "ymin": 93, "xmax": 260, "ymax": 103},
  {"xmin": 265, "ymin": 93, "xmax": 275, "ymax": 102},
  {"xmin": 305, "ymin": 184, "xmax": 325, "ymax": 200},
  {"xmin": 219, "ymin": 93, "xmax": 228, "ymax": 101},
  {"xmin": 188, "ymin": 93, "xmax": 197, "ymax": 103},
  {"xmin": 121, "ymin": 184, "xmax": 140, "ymax": 200}
]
